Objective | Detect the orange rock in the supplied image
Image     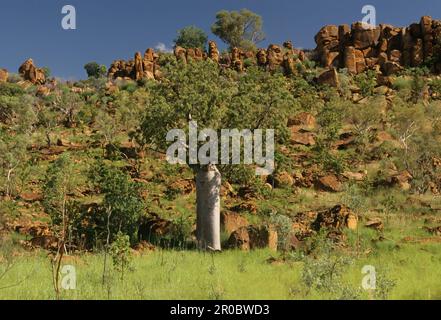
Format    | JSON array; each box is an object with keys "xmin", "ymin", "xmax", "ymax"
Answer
[
  {"xmin": 0, "ymin": 68, "xmax": 8, "ymax": 82},
  {"xmin": 18, "ymin": 59, "xmax": 46, "ymax": 84}
]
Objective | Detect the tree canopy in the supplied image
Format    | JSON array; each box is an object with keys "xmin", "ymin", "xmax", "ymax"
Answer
[
  {"xmin": 174, "ymin": 26, "xmax": 208, "ymax": 50},
  {"xmin": 84, "ymin": 62, "xmax": 107, "ymax": 78},
  {"xmin": 211, "ymin": 9, "xmax": 265, "ymax": 51}
]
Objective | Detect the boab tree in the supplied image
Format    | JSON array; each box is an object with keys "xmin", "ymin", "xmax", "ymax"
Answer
[{"xmin": 137, "ymin": 61, "xmax": 294, "ymax": 250}]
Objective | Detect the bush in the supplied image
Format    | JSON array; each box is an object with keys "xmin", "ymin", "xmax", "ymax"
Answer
[
  {"xmin": 354, "ymin": 70, "xmax": 377, "ymax": 97},
  {"xmin": 89, "ymin": 161, "xmax": 145, "ymax": 242}
]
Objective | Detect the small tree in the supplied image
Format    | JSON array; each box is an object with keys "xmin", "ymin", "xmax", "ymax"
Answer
[
  {"xmin": 90, "ymin": 161, "xmax": 144, "ymax": 241},
  {"xmin": 174, "ymin": 26, "xmax": 208, "ymax": 49},
  {"xmin": 42, "ymin": 153, "xmax": 78, "ymax": 299},
  {"xmin": 110, "ymin": 232, "xmax": 132, "ymax": 281},
  {"xmin": 137, "ymin": 62, "xmax": 294, "ymax": 250},
  {"xmin": 211, "ymin": 9, "xmax": 265, "ymax": 51},
  {"xmin": 51, "ymin": 85, "xmax": 84, "ymax": 128},
  {"xmin": 84, "ymin": 62, "xmax": 107, "ymax": 79}
]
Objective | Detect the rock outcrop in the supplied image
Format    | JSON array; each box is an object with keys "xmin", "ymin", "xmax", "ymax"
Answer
[
  {"xmin": 18, "ymin": 59, "xmax": 46, "ymax": 84},
  {"xmin": 171, "ymin": 40, "xmax": 306, "ymax": 75},
  {"xmin": 108, "ymin": 48, "xmax": 160, "ymax": 81},
  {"xmin": 0, "ymin": 68, "xmax": 8, "ymax": 82},
  {"xmin": 314, "ymin": 16, "xmax": 441, "ymax": 75}
]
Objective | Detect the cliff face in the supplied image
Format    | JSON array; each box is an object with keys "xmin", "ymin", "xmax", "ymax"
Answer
[{"xmin": 314, "ymin": 16, "xmax": 441, "ymax": 75}]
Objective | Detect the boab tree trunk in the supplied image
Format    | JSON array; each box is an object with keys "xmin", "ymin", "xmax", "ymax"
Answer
[{"xmin": 196, "ymin": 164, "xmax": 221, "ymax": 251}]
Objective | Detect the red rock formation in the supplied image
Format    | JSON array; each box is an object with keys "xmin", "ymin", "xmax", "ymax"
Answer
[
  {"xmin": 0, "ymin": 68, "xmax": 8, "ymax": 83},
  {"xmin": 108, "ymin": 48, "xmax": 160, "ymax": 81},
  {"xmin": 208, "ymin": 41, "xmax": 220, "ymax": 63},
  {"xmin": 18, "ymin": 59, "xmax": 46, "ymax": 84},
  {"xmin": 314, "ymin": 16, "xmax": 441, "ymax": 75}
]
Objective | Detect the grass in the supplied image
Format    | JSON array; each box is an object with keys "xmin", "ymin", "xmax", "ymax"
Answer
[{"xmin": 1, "ymin": 233, "xmax": 441, "ymax": 300}]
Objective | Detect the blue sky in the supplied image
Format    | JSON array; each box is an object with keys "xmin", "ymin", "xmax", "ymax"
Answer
[{"xmin": 0, "ymin": 0, "xmax": 440, "ymax": 79}]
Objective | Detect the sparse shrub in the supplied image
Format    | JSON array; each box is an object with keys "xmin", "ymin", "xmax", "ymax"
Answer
[
  {"xmin": 301, "ymin": 236, "xmax": 361, "ymax": 300},
  {"xmin": 354, "ymin": 70, "xmax": 377, "ymax": 97},
  {"xmin": 110, "ymin": 232, "xmax": 133, "ymax": 281},
  {"xmin": 269, "ymin": 213, "xmax": 293, "ymax": 251}
]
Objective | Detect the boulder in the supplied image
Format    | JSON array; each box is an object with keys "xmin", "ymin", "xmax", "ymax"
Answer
[
  {"xmin": 227, "ymin": 227, "xmax": 250, "ymax": 250},
  {"xmin": 267, "ymin": 44, "xmax": 284, "ymax": 71},
  {"xmin": 272, "ymin": 171, "xmax": 294, "ymax": 188},
  {"xmin": 174, "ymin": 46, "xmax": 187, "ymax": 63},
  {"xmin": 208, "ymin": 41, "xmax": 220, "ymax": 63},
  {"xmin": 365, "ymin": 218, "xmax": 384, "ymax": 231},
  {"xmin": 227, "ymin": 225, "xmax": 278, "ymax": 251},
  {"xmin": 315, "ymin": 174, "xmax": 342, "ymax": 192},
  {"xmin": 288, "ymin": 112, "xmax": 316, "ymax": 130},
  {"xmin": 18, "ymin": 59, "xmax": 46, "ymax": 84},
  {"xmin": 290, "ymin": 131, "xmax": 316, "ymax": 146},
  {"xmin": 344, "ymin": 46, "xmax": 366, "ymax": 74},
  {"xmin": 256, "ymin": 49, "xmax": 267, "ymax": 66},
  {"xmin": 312, "ymin": 205, "xmax": 358, "ymax": 231},
  {"xmin": 221, "ymin": 211, "xmax": 248, "ymax": 234},
  {"xmin": 351, "ymin": 22, "xmax": 381, "ymax": 49},
  {"xmin": 0, "ymin": 68, "xmax": 8, "ymax": 82},
  {"xmin": 134, "ymin": 52, "xmax": 144, "ymax": 80},
  {"xmin": 317, "ymin": 68, "xmax": 340, "ymax": 87}
]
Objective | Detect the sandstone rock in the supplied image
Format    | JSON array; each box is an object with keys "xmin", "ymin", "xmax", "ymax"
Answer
[
  {"xmin": 391, "ymin": 170, "xmax": 413, "ymax": 191},
  {"xmin": 290, "ymin": 131, "xmax": 316, "ymax": 146},
  {"xmin": 267, "ymin": 44, "xmax": 284, "ymax": 71},
  {"xmin": 314, "ymin": 16, "xmax": 441, "ymax": 75},
  {"xmin": 208, "ymin": 41, "xmax": 220, "ymax": 63},
  {"xmin": 227, "ymin": 225, "xmax": 278, "ymax": 251},
  {"xmin": 174, "ymin": 46, "xmax": 187, "ymax": 63},
  {"xmin": 317, "ymin": 68, "xmax": 339, "ymax": 87},
  {"xmin": 312, "ymin": 205, "xmax": 358, "ymax": 231},
  {"xmin": 288, "ymin": 112, "xmax": 316, "ymax": 130},
  {"xmin": 315, "ymin": 25, "xmax": 339, "ymax": 51},
  {"xmin": 342, "ymin": 171, "xmax": 366, "ymax": 181},
  {"xmin": 365, "ymin": 218, "xmax": 384, "ymax": 231},
  {"xmin": 18, "ymin": 59, "xmax": 46, "ymax": 84},
  {"xmin": 143, "ymin": 48, "xmax": 157, "ymax": 79},
  {"xmin": 36, "ymin": 86, "xmax": 51, "ymax": 97},
  {"xmin": 344, "ymin": 46, "xmax": 365, "ymax": 74},
  {"xmin": 230, "ymin": 202, "xmax": 258, "ymax": 214},
  {"xmin": 227, "ymin": 227, "xmax": 250, "ymax": 250},
  {"xmin": 134, "ymin": 52, "xmax": 144, "ymax": 80},
  {"xmin": 0, "ymin": 69, "xmax": 8, "ymax": 82},
  {"xmin": 221, "ymin": 211, "xmax": 248, "ymax": 234},
  {"xmin": 283, "ymin": 53, "xmax": 297, "ymax": 75},
  {"xmin": 352, "ymin": 22, "xmax": 381, "ymax": 49},
  {"xmin": 382, "ymin": 61, "xmax": 402, "ymax": 76},
  {"xmin": 315, "ymin": 175, "xmax": 342, "ymax": 192},
  {"xmin": 272, "ymin": 171, "xmax": 294, "ymax": 188},
  {"xmin": 248, "ymin": 225, "xmax": 278, "ymax": 251},
  {"xmin": 256, "ymin": 49, "xmax": 267, "ymax": 66}
]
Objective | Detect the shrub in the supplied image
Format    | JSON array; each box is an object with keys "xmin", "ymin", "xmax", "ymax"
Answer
[
  {"xmin": 110, "ymin": 232, "xmax": 133, "ymax": 280},
  {"xmin": 354, "ymin": 70, "xmax": 377, "ymax": 97}
]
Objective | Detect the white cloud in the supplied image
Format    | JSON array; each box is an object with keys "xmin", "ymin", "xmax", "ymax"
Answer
[{"xmin": 154, "ymin": 42, "xmax": 173, "ymax": 53}]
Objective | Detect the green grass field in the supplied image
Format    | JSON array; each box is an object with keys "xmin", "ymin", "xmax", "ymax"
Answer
[{"xmin": 1, "ymin": 234, "xmax": 441, "ymax": 300}]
